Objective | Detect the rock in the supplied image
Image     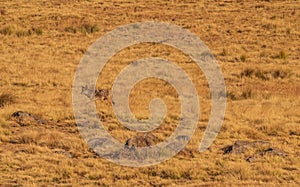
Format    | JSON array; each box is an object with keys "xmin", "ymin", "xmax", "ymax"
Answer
[
  {"xmin": 222, "ymin": 140, "xmax": 287, "ymax": 162},
  {"xmin": 222, "ymin": 140, "xmax": 269, "ymax": 154},
  {"xmin": 10, "ymin": 111, "xmax": 48, "ymax": 126},
  {"xmin": 246, "ymin": 147, "xmax": 287, "ymax": 162},
  {"xmin": 87, "ymin": 138, "xmax": 107, "ymax": 148},
  {"xmin": 124, "ymin": 133, "xmax": 158, "ymax": 149},
  {"xmin": 106, "ymin": 134, "xmax": 159, "ymax": 161},
  {"xmin": 259, "ymin": 147, "xmax": 287, "ymax": 157},
  {"xmin": 11, "ymin": 111, "xmax": 30, "ymax": 118}
]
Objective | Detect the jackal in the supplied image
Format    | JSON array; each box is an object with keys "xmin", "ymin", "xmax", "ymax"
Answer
[{"xmin": 81, "ymin": 85, "xmax": 110, "ymax": 101}]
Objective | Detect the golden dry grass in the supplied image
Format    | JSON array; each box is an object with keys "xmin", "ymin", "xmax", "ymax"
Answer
[{"xmin": 0, "ymin": 0, "xmax": 299, "ymax": 186}]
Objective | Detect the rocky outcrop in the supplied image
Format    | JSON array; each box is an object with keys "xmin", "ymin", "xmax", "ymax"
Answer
[
  {"xmin": 222, "ymin": 140, "xmax": 270, "ymax": 154},
  {"xmin": 222, "ymin": 140, "xmax": 287, "ymax": 162},
  {"xmin": 10, "ymin": 111, "xmax": 48, "ymax": 126}
]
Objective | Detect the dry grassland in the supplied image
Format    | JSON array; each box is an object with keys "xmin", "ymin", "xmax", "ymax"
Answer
[{"xmin": 0, "ymin": 0, "xmax": 299, "ymax": 186}]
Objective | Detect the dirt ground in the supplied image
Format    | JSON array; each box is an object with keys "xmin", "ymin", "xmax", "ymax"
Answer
[{"xmin": 0, "ymin": 0, "xmax": 299, "ymax": 186}]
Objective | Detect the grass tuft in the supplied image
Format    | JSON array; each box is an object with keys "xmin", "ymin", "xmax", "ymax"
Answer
[
  {"xmin": 15, "ymin": 28, "xmax": 43, "ymax": 37},
  {"xmin": 276, "ymin": 51, "xmax": 288, "ymax": 60},
  {"xmin": 0, "ymin": 27, "xmax": 14, "ymax": 35},
  {"xmin": 80, "ymin": 24, "xmax": 99, "ymax": 34},
  {"xmin": 227, "ymin": 89, "xmax": 255, "ymax": 100},
  {"xmin": 241, "ymin": 89, "xmax": 255, "ymax": 99},
  {"xmin": 240, "ymin": 55, "xmax": 246, "ymax": 62},
  {"xmin": 240, "ymin": 68, "xmax": 255, "ymax": 78},
  {"xmin": 64, "ymin": 26, "xmax": 77, "ymax": 33},
  {"xmin": 65, "ymin": 24, "xmax": 99, "ymax": 34},
  {"xmin": 31, "ymin": 27, "xmax": 43, "ymax": 35},
  {"xmin": 220, "ymin": 48, "xmax": 228, "ymax": 56},
  {"xmin": 0, "ymin": 93, "xmax": 15, "ymax": 108},
  {"xmin": 240, "ymin": 69, "xmax": 291, "ymax": 80}
]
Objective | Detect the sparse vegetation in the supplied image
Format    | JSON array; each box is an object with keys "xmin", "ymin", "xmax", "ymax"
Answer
[
  {"xmin": 272, "ymin": 69, "xmax": 290, "ymax": 79},
  {"xmin": 0, "ymin": 93, "xmax": 15, "ymax": 108},
  {"xmin": 0, "ymin": 26, "xmax": 43, "ymax": 37},
  {"xmin": 31, "ymin": 27, "xmax": 43, "ymax": 35},
  {"xmin": 240, "ymin": 54, "xmax": 246, "ymax": 62},
  {"xmin": 64, "ymin": 26, "xmax": 77, "ymax": 33},
  {"xmin": 0, "ymin": 9, "xmax": 6, "ymax": 15},
  {"xmin": 81, "ymin": 24, "xmax": 99, "ymax": 33},
  {"xmin": 240, "ymin": 68, "xmax": 291, "ymax": 80},
  {"xmin": 0, "ymin": 26, "xmax": 14, "ymax": 35},
  {"xmin": 226, "ymin": 91, "xmax": 237, "ymax": 100},
  {"xmin": 15, "ymin": 30, "xmax": 32, "ymax": 37},
  {"xmin": 64, "ymin": 24, "xmax": 99, "ymax": 34},
  {"xmin": 240, "ymin": 89, "xmax": 255, "ymax": 99},
  {"xmin": 0, "ymin": 0, "xmax": 299, "ymax": 186},
  {"xmin": 276, "ymin": 51, "xmax": 288, "ymax": 60},
  {"xmin": 220, "ymin": 48, "xmax": 228, "ymax": 56},
  {"xmin": 226, "ymin": 89, "xmax": 255, "ymax": 100},
  {"xmin": 240, "ymin": 68, "xmax": 255, "ymax": 78}
]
